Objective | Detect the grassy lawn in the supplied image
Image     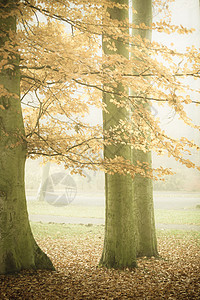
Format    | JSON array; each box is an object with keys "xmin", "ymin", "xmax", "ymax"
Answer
[
  {"xmin": 30, "ymin": 222, "xmax": 104, "ymax": 239},
  {"xmin": 27, "ymin": 201, "xmax": 104, "ymax": 219},
  {"xmin": 30, "ymin": 221, "xmax": 200, "ymax": 239},
  {"xmin": 30, "ymin": 222, "xmax": 200, "ymax": 244},
  {"xmin": 155, "ymin": 209, "xmax": 200, "ymax": 225},
  {"xmin": 27, "ymin": 200, "xmax": 200, "ymax": 225}
]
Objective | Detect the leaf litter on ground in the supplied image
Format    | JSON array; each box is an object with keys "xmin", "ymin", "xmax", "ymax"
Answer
[{"xmin": 0, "ymin": 224, "xmax": 199, "ymax": 299}]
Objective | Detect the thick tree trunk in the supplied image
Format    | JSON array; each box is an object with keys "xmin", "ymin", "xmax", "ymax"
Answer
[
  {"xmin": 132, "ymin": 0, "xmax": 158, "ymax": 257},
  {"xmin": 100, "ymin": 94, "xmax": 136, "ymax": 268},
  {"xmin": 100, "ymin": 172, "xmax": 136, "ymax": 269},
  {"xmin": 133, "ymin": 151, "xmax": 158, "ymax": 257},
  {"xmin": 100, "ymin": 0, "xmax": 137, "ymax": 269},
  {"xmin": 0, "ymin": 1, "xmax": 54, "ymax": 274}
]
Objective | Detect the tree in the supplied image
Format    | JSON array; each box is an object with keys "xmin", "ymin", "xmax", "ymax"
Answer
[
  {"xmin": 0, "ymin": 0, "xmax": 54, "ymax": 274},
  {"xmin": 131, "ymin": 0, "xmax": 158, "ymax": 257},
  {"xmin": 100, "ymin": 0, "xmax": 200, "ymax": 267},
  {"xmin": 36, "ymin": 161, "xmax": 51, "ymax": 202},
  {"xmin": 99, "ymin": 0, "xmax": 158, "ymax": 269},
  {"xmin": 99, "ymin": 0, "xmax": 137, "ymax": 269}
]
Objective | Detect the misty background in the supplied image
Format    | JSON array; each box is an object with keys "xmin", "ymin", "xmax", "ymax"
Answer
[{"xmin": 25, "ymin": 0, "xmax": 200, "ymax": 214}]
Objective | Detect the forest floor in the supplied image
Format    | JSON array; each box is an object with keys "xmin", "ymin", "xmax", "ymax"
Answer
[{"xmin": 0, "ymin": 224, "xmax": 199, "ymax": 299}]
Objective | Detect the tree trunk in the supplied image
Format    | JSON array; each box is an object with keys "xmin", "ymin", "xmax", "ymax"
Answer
[
  {"xmin": 132, "ymin": 0, "xmax": 158, "ymax": 257},
  {"xmin": 37, "ymin": 161, "xmax": 51, "ymax": 202},
  {"xmin": 0, "ymin": 0, "xmax": 55, "ymax": 274},
  {"xmin": 133, "ymin": 150, "xmax": 158, "ymax": 257},
  {"xmin": 99, "ymin": 0, "xmax": 137, "ymax": 269}
]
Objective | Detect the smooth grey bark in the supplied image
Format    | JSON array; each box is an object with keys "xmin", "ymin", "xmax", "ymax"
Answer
[{"xmin": 0, "ymin": 0, "xmax": 55, "ymax": 274}]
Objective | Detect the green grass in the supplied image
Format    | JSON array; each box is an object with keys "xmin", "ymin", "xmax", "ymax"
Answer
[
  {"xmin": 156, "ymin": 229, "xmax": 200, "ymax": 240},
  {"xmin": 27, "ymin": 201, "xmax": 104, "ymax": 219},
  {"xmin": 154, "ymin": 209, "xmax": 200, "ymax": 225},
  {"xmin": 27, "ymin": 201, "xmax": 200, "ymax": 225},
  {"xmin": 31, "ymin": 222, "xmax": 104, "ymax": 239},
  {"xmin": 30, "ymin": 222, "xmax": 200, "ymax": 242}
]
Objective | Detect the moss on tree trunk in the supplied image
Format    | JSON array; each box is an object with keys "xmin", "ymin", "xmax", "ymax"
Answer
[
  {"xmin": 0, "ymin": 0, "xmax": 55, "ymax": 274},
  {"xmin": 133, "ymin": 151, "xmax": 158, "ymax": 257},
  {"xmin": 132, "ymin": 0, "xmax": 158, "ymax": 257},
  {"xmin": 100, "ymin": 0, "xmax": 137, "ymax": 269}
]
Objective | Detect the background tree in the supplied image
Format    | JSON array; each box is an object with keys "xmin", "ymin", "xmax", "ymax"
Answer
[{"xmin": 36, "ymin": 161, "xmax": 51, "ymax": 202}]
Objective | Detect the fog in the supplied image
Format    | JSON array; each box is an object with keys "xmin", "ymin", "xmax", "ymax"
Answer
[{"xmin": 25, "ymin": 0, "xmax": 200, "ymax": 220}]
